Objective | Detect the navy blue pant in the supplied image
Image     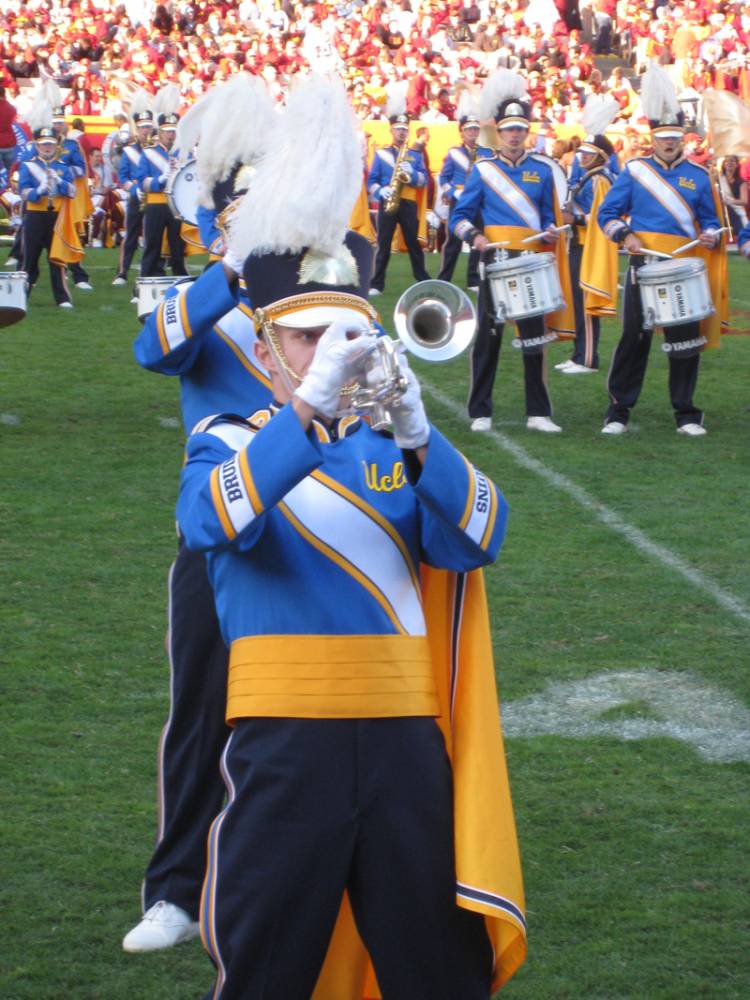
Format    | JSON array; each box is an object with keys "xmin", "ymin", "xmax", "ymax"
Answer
[
  {"xmin": 568, "ymin": 242, "xmax": 600, "ymax": 368},
  {"xmin": 606, "ymin": 260, "xmax": 702, "ymax": 427},
  {"xmin": 202, "ymin": 718, "xmax": 493, "ymax": 1000},
  {"xmin": 468, "ymin": 277, "xmax": 553, "ymax": 419},
  {"xmin": 437, "ymin": 202, "xmax": 481, "ymax": 287},
  {"xmin": 141, "ymin": 202, "xmax": 187, "ymax": 278},
  {"xmin": 371, "ymin": 200, "xmax": 430, "ymax": 292},
  {"xmin": 142, "ymin": 541, "xmax": 229, "ymax": 919}
]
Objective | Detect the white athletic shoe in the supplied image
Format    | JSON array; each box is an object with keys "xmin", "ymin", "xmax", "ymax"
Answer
[
  {"xmin": 467, "ymin": 285, "xmax": 479, "ymax": 292},
  {"xmin": 58, "ymin": 301, "xmax": 74, "ymax": 309},
  {"xmin": 130, "ymin": 295, "xmax": 138, "ymax": 304},
  {"xmin": 6, "ymin": 256, "xmax": 18, "ymax": 267},
  {"xmin": 554, "ymin": 360, "xmax": 574, "ymax": 371},
  {"xmin": 91, "ymin": 239, "xmax": 103, "ymax": 248},
  {"xmin": 470, "ymin": 416, "xmax": 492, "ymax": 432},
  {"xmin": 122, "ymin": 901, "xmax": 200, "ymax": 953},
  {"xmin": 527, "ymin": 416, "xmax": 562, "ymax": 433},
  {"xmin": 677, "ymin": 423, "xmax": 707, "ymax": 437},
  {"xmin": 562, "ymin": 362, "xmax": 597, "ymax": 374},
  {"xmin": 112, "ymin": 276, "xmax": 127, "ymax": 287},
  {"xmin": 601, "ymin": 421, "xmax": 627, "ymax": 435},
  {"xmin": 75, "ymin": 281, "xmax": 94, "ymax": 290},
  {"xmin": 368, "ymin": 288, "xmax": 382, "ymax": 297}
]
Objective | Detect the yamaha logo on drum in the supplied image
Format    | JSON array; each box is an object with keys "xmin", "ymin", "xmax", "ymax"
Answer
[
  {"xmin": 524, "ymin": 274, "xmax": 537, "ymax": 309},
  {"xmin": 674, "ymin": 283, "xmax": 686, "ymax": 316}
]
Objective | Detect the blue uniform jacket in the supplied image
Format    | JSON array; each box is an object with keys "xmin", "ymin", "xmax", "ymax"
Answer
[
  {"xmin": 438, "ymin": 144, "xmax": 494, "ymax": 200},
  {"xmin": 18, "ymin": 156, "xmax": 75, "ymax": 202},
  {"xmin": 136, "ymin": 142, "xmax": 175, "ymax": 194},
  {"xmin": 58, "ymin": 136, "xmax": 87, "ymax": 179},
  {"xmin": 569, "ymin": 165, "xmax": 615, "ymax": 218},
  {"xmin": 450, "ymin": 151, "xmax": 556, "ymax": 240},
  {"xmin": 597, "ymin": 155, "xmax": 720, "ymax": 242},
  {"xmin": 133, "ymin": 262, "xmax": 271, "ymax": 434},
  {"xmin": 177, "ymin": 403, "xmax": 507, "ymax": 646},
  {"xmin": 196, "ymin": 204, "xmax": 223, "ymax": 256},
  {"xmin": 118, "ymin": 143, "xmax": 144, "ymax": 204},
  {"xmin": 367, "ymin": 145, "xmax": 427, "ymax": 201}
]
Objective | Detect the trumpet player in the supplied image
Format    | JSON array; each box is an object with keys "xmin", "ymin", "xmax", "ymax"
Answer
[
  {"xmin": 113, "ymin": 98, "xmax": 154, "ymax": 288},
  {"xmin": 367, "ymin": 94, "xmax": 430, "ymax": 296},
  {"xmin": 19, "ymin": 123, "xmax": 76, "ymax": 308}
]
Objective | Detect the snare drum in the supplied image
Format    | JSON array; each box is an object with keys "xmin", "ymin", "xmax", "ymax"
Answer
[
  {"xmin": 166, "ymin": 160, "xmax": 203, "ymax": 225},
  {"xmin": 0, "ymin": 271, "xmax": 28, "ymax": 327},
  {"xmin": 484, "ymin": 252, "xmax": 565, "ymax": 323},
  {"xmin": 135, "ymin": 276, "xmax": 190, "ymax": 322},
  {"xmin": 636, "ymin": 257, "xmax": 714, "ymax": 329}
]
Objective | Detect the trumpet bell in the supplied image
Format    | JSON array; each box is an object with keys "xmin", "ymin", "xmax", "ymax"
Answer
[{"xmin": 394, "ymin": 279, "xmax": 476, "ymax": 362}]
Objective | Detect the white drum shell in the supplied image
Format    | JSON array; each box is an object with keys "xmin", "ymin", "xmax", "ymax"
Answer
[
  {"xmin": 485, "ymin": 252, "xmax": 565, "ymax": 322},
  {"xmin": 637, "ymin": 257, "xmax": 714, "ymax": 329},
  {"xmin": 0, "ymin": 271, "xmax": 28, "ymax": 328},
  {"xmin": 166, "ymin": 160, "xmax": 202, "ymax": 225},
  {"xmin": 135, "ymin": 277, "xmax": 184, "ymax": 321}
]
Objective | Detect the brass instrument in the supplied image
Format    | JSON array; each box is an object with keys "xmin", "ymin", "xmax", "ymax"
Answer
[
  {"xmin": 383, "ymin": 140, "xmax": 412, "ymax": 216},
  {"xmin": 352, "ymin": 280, "xmax": 476, "ymax": 429}
]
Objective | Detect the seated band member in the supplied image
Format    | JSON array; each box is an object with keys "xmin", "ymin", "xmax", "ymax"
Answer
[
  {"xmin": 597, "ymin": 65, "xmax": 723, "ymax": 437},
  {"xmin": 450, "ymin": 70, "xmax": 569, "ymax": 434},
  {"xmin": 177, "ymin": 77, "xmax": 526, "ymax": 1000},
  {"xmin": 556, "ymin": 94, "xmax": 620, "ymax": 375}
]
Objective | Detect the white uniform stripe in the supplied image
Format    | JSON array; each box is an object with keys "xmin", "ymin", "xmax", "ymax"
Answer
[
  {"xmin": 285, "ymin": 476, "xmax": 426, "ymax": 636},
  {"xmin": 463, "ymin": 467, "xmax": 494, "ymax": 547},
  {"xmin": 218, "ymin": 453, "xmax": 257, "ymax": 535},
  {"xmin": 214, "ymin": 308, "xmax": 269, "ymax": 381},
  {"xmin": 144, "ymin": 147, "xmax": 170, "ymax": 175},
  {"xmin": 162, "ymin": 287, "xmax": 190, "ymax": 351},
  {"xmin": 628, "ymin": 161, "xmax": 697, "ymax": 239},
  {"xmin": 377, "ymin": 149, "xmax": 396, "ymax": 169},
  {"xmin": 205, "ymin": 423, "xmax": 256, "ymax": 451},
  {"xmin": 477, "ymin": 161, "xmax": 541, "ymax": 230},
  {"xmin": 450, "ymin": 148, "xmax": 470, "ymax": 171}
]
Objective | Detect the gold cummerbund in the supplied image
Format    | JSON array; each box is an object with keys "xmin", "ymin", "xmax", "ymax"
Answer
[
  {"xmin": 27, "ymin": 198, "xmax": 64, "ymax": 212},
  {"xmin": 227, "ymin": 634, "xmax": 438, "ymax": 722},
  {"xmin": 577, "ymin": 225, "xmax": 587, "ymax": 246},
  {"xmin": 145, "ymin": 192, "xmax": 168, "ymax": 205},
  {"xmin": 400, "ymin": 187, "xmax": 417, "ymax": 202}
]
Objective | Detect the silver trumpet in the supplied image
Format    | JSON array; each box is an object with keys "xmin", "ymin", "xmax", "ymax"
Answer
[{"xmin": 351, "ymin": 279, "xmax": 476, "ymax": 430}]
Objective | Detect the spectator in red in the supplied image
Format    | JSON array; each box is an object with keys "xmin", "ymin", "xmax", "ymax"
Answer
[{"xmin": 0, "ymin": 87, "xmax": 17, "ymax": 171}]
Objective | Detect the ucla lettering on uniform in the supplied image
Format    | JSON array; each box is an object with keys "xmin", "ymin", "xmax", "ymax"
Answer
[
  {"xmin": 363, "ymin": 460, "xmax": 407, "ymax": 493},
  {"xmin": 678, "ymin": 177, "xmax": 696, "ymax": 191},
  {"xmin": 221, "ymin": 459, "xmax": 243, "ymax": 502},
  {"xmin": 521, "ymin": 170, "xmax": 540, "ymax": 184}
]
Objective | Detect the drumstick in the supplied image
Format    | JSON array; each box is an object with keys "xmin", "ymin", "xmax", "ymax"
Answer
[
  {"xmin": 520, "ymin": 224, "xmax": 572, "ymax": 245},
  {"xmin": 636, "ymin": 248, "xmax": 673, "ymax": 260},
  {"xmin": 672, "ymin": 228, "xmax": 730, "ymax": 256}
]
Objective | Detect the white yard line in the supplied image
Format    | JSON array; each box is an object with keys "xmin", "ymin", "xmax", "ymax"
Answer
[{"xmin": 424, "ymin": 382, "xmax": 750, "ymax": 626}]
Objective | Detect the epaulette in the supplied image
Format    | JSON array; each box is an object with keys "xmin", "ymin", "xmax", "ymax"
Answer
[{"xmin": 191, "ymin": 412, "xmax": 255, "ymax": 436}]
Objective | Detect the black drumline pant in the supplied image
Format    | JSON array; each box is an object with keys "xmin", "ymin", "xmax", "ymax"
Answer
[
  {"xmin": 438, "ymin": 202, "xmax": 481, "ymax": 287},
  {"xmin": 605, "ymin": 259, "xmax": 702, "ymax": 428},
  {"xmin": 140, "ymin": 202, "xmax": 187, "ymax": 278},
  {"xmin": 371, "ymin": 199, "xmax": 429, "ymax": 292},
  {"xmin": 568, "ymin": 241, "xmax": 601, "ymax": 368},
  {"xmin": 142, "ymin": 540, "xmax": 229, "ymax": 919},
  {"xmin": 201, "ymin": 717, "xmax": 493, "ymax": 1000},
  {"xmin": 119, "ymin": 197, "xmax": 143, "ymax": 278},
  {"xmin": 22, "ymin": 208, "xmax": 70, "ymax": 305},
  {"xmin": 468, "ymin": 272, "xmax": 553, "ymax": 419}
]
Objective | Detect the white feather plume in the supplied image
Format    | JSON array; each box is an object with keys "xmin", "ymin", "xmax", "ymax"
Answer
[
  {"xmin": 228, "ymin": 76, "xmax": 362, "ymax": 260},
  {"xmin": 456, "ymin": 87, "xmax": 480, "ymax": 122},
  {"xmin": 40, "ymin": 77, "xmax": 63, "ymax": 110},
  {"xmin": 154, "ymin": 83, "xmax": 181, "ymax": 119},
  {"xmin": 129, "ymin": 87, "xmax": 154, "ymax": 125},
  {"xmin": 385, "ymin": 80, "xmax": 408, "ymax": 120},
  {"xmin": 479, "ymin": 69, "xmax": 528, "ymax": 122},
  {"xmin": 26, "ymin": 97, "xmax": 53, "ymax": 134},
  {"xmin": 582, "ymin": 94, "xmax": 620, "ymax": 137},
  {"xmin": 640, "ymin": 64, "xmax": 680, "ymax": 122}
]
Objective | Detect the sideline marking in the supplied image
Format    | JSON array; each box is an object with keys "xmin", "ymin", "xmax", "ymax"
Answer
[
  {"xmin": 423, "ymin": 382, "xmax": 750, "ymax": 626},
  {"xmin": 1, "ymin": 413, "xmax": 20, "ymax": 425},
  {"xmin": 502, "ymin": 669, "xmax": 750, "ymax": 763},
  {"xmin": 158, "ymin": 416, "xmax": 180, "ymax": 429}
]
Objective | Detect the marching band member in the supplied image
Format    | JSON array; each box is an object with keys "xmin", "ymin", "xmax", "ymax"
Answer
[
  {"xmin": 367, "ymin": 82, "xmax": 430, "ymax": 296},
  {"xmin": 123, "ymin": 77, "xmax": 276, "ymax": 955},
  {"xmin": 19, "ymin": 101, "xmax": 76, "ymax": 309},
  {"xmin": 179, "ymin": 75, "xmax": 524, "ymax": 1000},
  {"xmin": 435, "ymin": 94, "xmax": 493, "ymax": 291},
  {"xmin": 597, "ymin": 65, "xmax": 724, "ymax": 437},
  {"xmin": 113, "ymin": 92, "xmax": 154, "ymax": 288},
  {"xmin": 556, "ymin": 95, "xmax": 620, "ymax": 375},
  {"xmin": 137, "ymin": 85, "xmax": 187, "ymax": 279},
  {"xmin": 1, "ymin": 169, "xmax": 23, "ymax": 266},
  {"xmin": 450, "ymin": 70, "xmax": 574, "ymax": 434}
]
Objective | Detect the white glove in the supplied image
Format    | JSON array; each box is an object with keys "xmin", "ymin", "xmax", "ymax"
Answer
[
  {"xmin": 222, "ymin": 246, "xmax": 245, "ymax": 275},
  {"xmin": 379, "ymin": 185, "xmax": 394, "ymax": 202},
  {"xmin": 296, "ymin": 320, "xmax": 376, "ymax": 419},
  {"xmin": 158, "ymin": 172, "xmax": 168, "ymax": 185},
  {"xmin": 48, "ymin": 174, "xmax": 59, "ymax": 196},
  {"xmin": 36, "ymin": 180, "xmax": 48, "ymax": 196},
  {"xmin": 388, "ymin": 356, "xmax": 430, "ymax": 450},
  {"xmin": 399, "ymin": 161, "xmax": 414, "ymax": 180}
]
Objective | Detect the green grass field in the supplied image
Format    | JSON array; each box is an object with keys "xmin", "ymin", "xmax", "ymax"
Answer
[{"xmin": 2, "ymin": 248, "xmax": 749, "ymax": 1000}]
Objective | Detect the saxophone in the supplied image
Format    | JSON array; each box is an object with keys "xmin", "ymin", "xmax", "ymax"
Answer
[{"xmin": 383, "ymin": 140, "xmax": 412, "ymax": 216}]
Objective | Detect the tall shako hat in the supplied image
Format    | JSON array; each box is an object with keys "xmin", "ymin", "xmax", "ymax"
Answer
[
  {"xmin": 641, "ymin": 64, "xmax": 685, "ymax": 139},
  {"xmin": 229, "ymin": 75, "xmax": 376, "ymax": 334},
  {"xmin": 26, "ymin": 85, "xmax": 55, "ymax": 141},
  {"xmin": 579, "ymin": 94, "xmax": 619, "ymax": 159},
  {"xmin": 480, "ymin": 70, "xmax": 531, "ymax": 130},
  {"xmin": 130, "ymin": 87, "xmax": 155, "ymax": 129},
  {"xmin": 175, "ymin": 74, "xmax": 276, "ymax": 212},
  {"xmin": 385, "ymin": 81, "xmax": 409, "ymax": 128},
  {"xmin": 154, "ymin": 83, "xmax": 180, "ymax": 131},
  {"xmin": 457, "ymin": 89, "xmax": 481, "ymax": 129}
]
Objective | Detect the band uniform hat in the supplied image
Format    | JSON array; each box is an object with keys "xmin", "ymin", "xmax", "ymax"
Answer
[
  {"xmin": 389, "ymin": 112, "xmax": 410, "ymax": 128},
  {"xmin": 51, "ymin": 105, "xmax": 66, "ymax": 123},
  {"xmin": 34, "ymin": 125, "xmax": 57, "ymax": 142},
  {"xmin": 459, "ymin": 113, "xmax": 481, "ymax": 128},
  {"xmin": 211, "ymin": 162, "xmax": 254, "ymax": 214},
  {"xmin": 244, "ymin": 230, "xmax": 377, "ymax": 331},
  {"xmin": 157, "ymin": 112, "xmax": 179, "ymax": 131},
  {"xmin": 579, "ymin": 133, "xmax": 615, "ymax": 159},
  {"xmin": 495, "ymin": 97, "xmax": 532, "ymax": 130},
  {"xmin": 134, "ymin": 110, "xmax": 154, "ymax": 126}
]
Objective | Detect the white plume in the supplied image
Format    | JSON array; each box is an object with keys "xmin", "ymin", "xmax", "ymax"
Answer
[
  {"xmin": 480, "ymin": 69, "xmax": 528, "ymax": 122},
  {"xmin": 640, "ymin": 64, "xmax": 680, "ymax": 122},
  {"xmin": 179, "ymin": 75, "xmax": 275, "ymax": 204},
  {"xmin": 129, "ymin": 87, "xmax": 154, "ymax": 125},
  {"xmin": 154, "ymin": 83, "xmax": 181, "ymax": 119},
  {"xmin": 456, "ymin": 86, "xmax": 480, "ymax": 122},
  {"xmin": 26, "ymin": 97, "xmax": 53, "ymax": 134},
  {"xmin": 228, "ymin": 76, "xmax": 362, "ymax": 259},
  {"xmin": 582, "ymin": 94, "xmax": 620, "ymax": 137},
  {"xmin": 40, "ymin": 77, "xmax": 63, "ymax": 110},
  {"xmin": 385, "ymin": 80, "xmax": 408, "ymax": 119}
]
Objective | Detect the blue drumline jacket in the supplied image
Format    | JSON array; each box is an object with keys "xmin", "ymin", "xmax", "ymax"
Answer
[
  {"xmin": 136, "ymin": 142, "xmax": 176, "ymax": 196},
  {"xmin": 118, "ymin": 143, "xmax": 145, "ymax": 206},
  {"xmin": 133, "ymin": 262, "xmax": 271, "ymax": 434},
  {"xmin": 438, "ymin": 144, "xmax": 494, "ymax": 201}
]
